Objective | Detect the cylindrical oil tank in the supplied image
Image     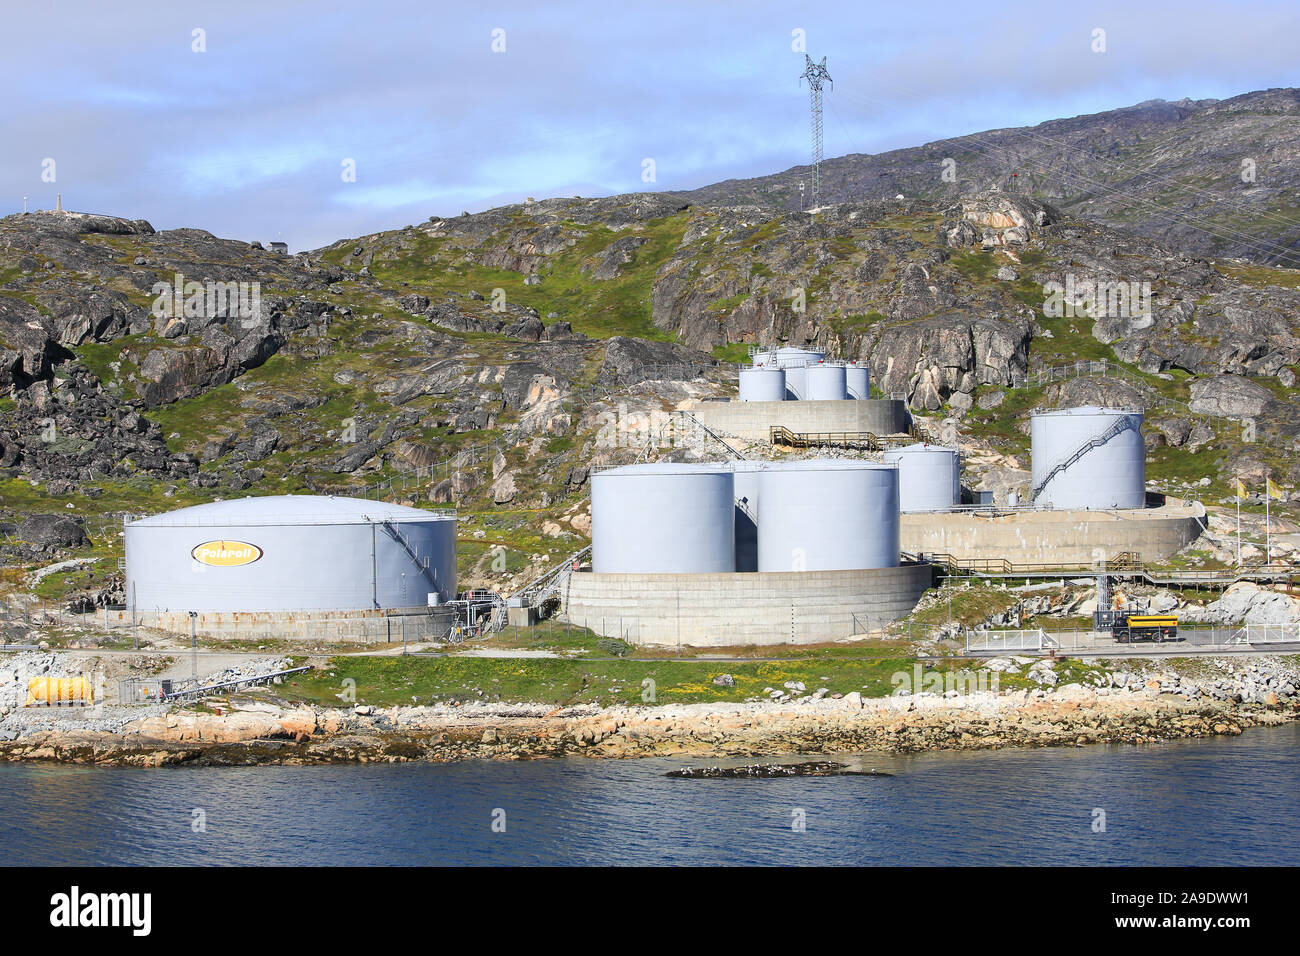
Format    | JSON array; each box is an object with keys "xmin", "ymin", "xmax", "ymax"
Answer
[
  {"xmin": 845, "ymin": 362, "xmax": 871, "ymax": 400},
  {"xmin": 756, "ymin": 460, "xmax": 900, "ymax": 572},
  {"xmin": 125, "ymin": 496, "xmax": 457, "ymax": 613},
  {"xmin": 1031, "ymin": 406, "xmax": 1146, "ymax": 509},
  {"xmin": 729, "ymin": 460, "xmax": 767, "ymax": 572},
  {"xmin": 804, "ymin": 362, "xmax": 848, "ymax": 400},
  {"xmin": 738, "ymin": 365, "xmax": 787, "ymax": 402},
  {"xmin": 591, "ymin": 464, "xmax": 735, "ymax": 573},
  {"xmin": 883, "ymin": 443, "xmax": 961, "ymax": 512},
  {"xmin": 783, "ymin": 365, "xmax": 808, "ymax": 400}
]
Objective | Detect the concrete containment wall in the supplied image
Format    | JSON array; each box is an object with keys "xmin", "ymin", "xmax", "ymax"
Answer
[
  {"xmin": 562, "ymin": 564, "xmax": 932, "ymax": 647},
  {"xmin": 900, "ymin": 503, "xmax": 1205, "ymax": 566},
  {"xmin": 691, "ymin": 398, "xmax": 910, "ymax": 441},
  {"xmin": 106, "ymin": 606, "xmax": 458, "ymax": 643}
]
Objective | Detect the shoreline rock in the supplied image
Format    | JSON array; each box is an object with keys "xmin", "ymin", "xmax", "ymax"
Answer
[{"xmin": 1, "ymin": 683, "xmax": 1296, "ymax": 768}]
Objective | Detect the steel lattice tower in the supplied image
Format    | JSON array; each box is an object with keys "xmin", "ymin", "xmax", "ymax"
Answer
[{"xmin": 799, "ymin": 54, "xmax": 832, "ymax": 208}]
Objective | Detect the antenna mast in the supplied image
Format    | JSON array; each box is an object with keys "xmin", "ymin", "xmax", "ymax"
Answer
[{"xmin": 798, "ymin": 54, "xmax": 832, "ymax": 208}]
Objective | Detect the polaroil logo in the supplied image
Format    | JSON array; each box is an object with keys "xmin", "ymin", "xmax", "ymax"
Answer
[{"xmin": 191, "ymin": 540, "xmax": 262, "ymax": 567}]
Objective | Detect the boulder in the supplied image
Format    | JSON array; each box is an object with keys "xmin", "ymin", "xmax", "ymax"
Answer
[
  {"xmin": 17, "ymin": 514, "xmax": 89, "ymax": 552},
  {"xmin": 1189, "ymin": 375, "xmax": 1272, "ymax": 419}
]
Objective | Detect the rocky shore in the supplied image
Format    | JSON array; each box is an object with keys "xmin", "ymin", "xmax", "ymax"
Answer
[{"xmin": 2, "ymin": 658, "xmax": 1298, "ymax": 767}]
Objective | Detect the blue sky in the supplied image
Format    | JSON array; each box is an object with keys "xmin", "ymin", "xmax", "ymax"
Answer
[{"xmin": 2, "ymin": 0, "xmax": 1296, "ymax": 250}]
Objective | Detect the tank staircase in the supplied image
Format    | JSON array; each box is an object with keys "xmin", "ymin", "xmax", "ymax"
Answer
[
  {"xmin": 673, "ymin": 410, "xmax": 748, "ymax": 460},
  {"xmin": 379, "ymin": 520, "xmax": 442, "ymax": 598},
  {"xmin": 1029, "ymin": 415, "xmax": 1137, "ymax": 503},
  {"xmin": 510, "ymin": 544, "xmax": 593, "ymax": 611}
]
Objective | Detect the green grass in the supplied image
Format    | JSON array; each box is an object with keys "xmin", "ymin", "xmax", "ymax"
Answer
[
  {"xmin": 351, "ymin": 211, "xmax": 694, "ymax": 342},
  {"xmin": 277, "ymin": 653, "xmax": 993, "ymax": 708},
  {"xmin": 910, "ymin": 585, "xmax": 1020, "ymax": 629},
  {"xmin": 710, "ymin": 342, "xmax": 751, "ymax": 364}
]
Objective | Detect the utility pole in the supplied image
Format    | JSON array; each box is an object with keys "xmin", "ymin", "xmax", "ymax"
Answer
[{"xmin": 798, "ymin": 54, "xmax": 832, "ymax": 208}]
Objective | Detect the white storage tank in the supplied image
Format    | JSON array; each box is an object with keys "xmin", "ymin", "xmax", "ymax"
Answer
[
  {"xmin": 738, "ymin": 366, "xmax": 787, "ymax": 402},
  {"xmin": 729, "ymin": 460, "xmax": 767, "ymax": 572},
  {"xmin": 784, "ymin": 365, "xmax": 808, "ymax": 400},
  {"xmin": 804, "ymin": 362, "xmax": 848, "ymax": 400},
  {"xmin": 756, "ymin": 460, "xmax": 900, "ymax": 572},
  {"xmin": 591, "ymin": 463, "xmax": 735, "ymax": 573},
  {"xmin": 1031, "ymin": 406, "xmax": 1146, "ymax": 510},
  {"xmin": 883, "ymin": 443, "xmax": 962, "ymax": 512},
  {"xmin": 845, "ymin": 362, "xmax": 871, "ymax": 400},
  {"xmin": 125, "ymin": 496, "xmax": 457, "ymax": 613}
]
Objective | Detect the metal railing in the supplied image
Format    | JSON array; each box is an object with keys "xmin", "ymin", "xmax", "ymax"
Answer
[
  {"xmin": 965, "ymin": 624, "xmax": 1299, "ymax": 656},
  {"xmin": 1230, "ymin": 623, "xmax": 1300, "ymax": 645},
  {"xmin": 1026, "ymin": 360, "xmax": 1197, "ymax": 417},
  {"xmin": 966, "ymin": 629, "xmax": 1048, "ymax": 653},
  {"xmin": 512, "ymin": 544, "xmax": 592, "ymax": 609},
  {"xmin": 769, "ymin": 425, "xmax": 882, "ymax": 451},
  {"xmin": 162, "ymin": 665, "xmax": 312, "ymax": 701}
]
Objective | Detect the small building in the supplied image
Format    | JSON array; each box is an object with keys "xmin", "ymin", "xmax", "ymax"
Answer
[{"xmin": 268, "ymin": 241, "xmax": 289, "ymax": 254}]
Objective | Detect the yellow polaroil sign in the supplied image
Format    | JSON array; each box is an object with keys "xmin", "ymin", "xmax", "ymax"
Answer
[{"xmin": 191, "ymin": 540, "xmax": 263, "ymax": 567}]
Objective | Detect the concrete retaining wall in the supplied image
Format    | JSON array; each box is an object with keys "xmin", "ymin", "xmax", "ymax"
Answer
[
  {"xmin": 900, "ymin": 503, "xmax": 1206, "ymax": 565},
  {"xmin": 106, "ymin": 606, "xmax": 458, "ymax": 644},
  {"xmin": 562, "ymin": 564, "xmax": 933, "ymax": 647},
  {"xmin": 691, "ymin": 398, "xmax": 910, "ymax": 442}
]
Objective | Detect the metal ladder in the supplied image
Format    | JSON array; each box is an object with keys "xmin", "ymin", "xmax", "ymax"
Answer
[
  {"xmin": 1030, "ymin": 415, "xmax": 1136, "ymax": 502},
  {"xmin": 380, "ymin": 520, "xmax": 441, "ymax": 597}
]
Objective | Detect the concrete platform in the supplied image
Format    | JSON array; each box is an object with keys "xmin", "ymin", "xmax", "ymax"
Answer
[
  {"xmin": 690, "ymin": 398, "xmax": 910, "ymax": 442},
  {"xmin": 561, "ymin": 563, "xmax": 933, "ymax": 647},
  {"xmin": 900, "ymin": 502, "xmax": 1206, "ymax": 566}
]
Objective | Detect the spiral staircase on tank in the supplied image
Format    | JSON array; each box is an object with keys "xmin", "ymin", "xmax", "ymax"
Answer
[{"xmin": 1030, "ymin": 414, "xmax": 1139, "ymax": 504}]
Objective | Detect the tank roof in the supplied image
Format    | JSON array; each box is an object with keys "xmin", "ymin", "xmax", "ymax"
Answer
[
  {"xmin": 1032, "ymin": 405, "xmax": 1143, "ymax": 417},
  {"xmin": 756, "ymin": 458, "xmax": 895, "ymax": 472},
  {"xmin": 128, "ymin": 495, "xmax": 456, "ymax": 527},
  {"xmin": 886, "ymin": 442, "xmax": 958, "ymax": 455},
  {"xmin": 595, "ymin": 462, "xmax": 730, "ymax": 477}
]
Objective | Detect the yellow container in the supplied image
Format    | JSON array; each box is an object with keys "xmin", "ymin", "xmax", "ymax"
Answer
[{"xmin": 25, "ymin": 676, "xmax": 94, "ymax": 707}]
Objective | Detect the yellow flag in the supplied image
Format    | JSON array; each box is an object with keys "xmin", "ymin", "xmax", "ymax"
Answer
[
  {"xmin": 1236, "ymin": 479, "xmax": 1247, "ymax": 499},
  {"xmin": 1267, "ymin": 477, "xmax": 1284, "ymax": 500}
]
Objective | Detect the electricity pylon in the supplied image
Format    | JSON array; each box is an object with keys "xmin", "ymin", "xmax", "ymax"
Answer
[{"xmin": 799, "ymin": 54, "xmax": 832, "ymax": 208}]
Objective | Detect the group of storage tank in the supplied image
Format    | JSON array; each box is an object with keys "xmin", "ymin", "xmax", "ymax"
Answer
[
  {"xmin": 1030, "ymin": 406, "xmax": 1146, "ymax": 510},
  {"xmin": 740, "ymin": 346, "xmax": 870, "ymax": 402},
  {"xmin": 590, "ymin": 460, "xmax": 903, "ymax": 575}
]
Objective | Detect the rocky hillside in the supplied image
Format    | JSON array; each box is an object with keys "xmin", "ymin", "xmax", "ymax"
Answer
[
  {"xmin": 673, "ymin": 88, "xmax": 1300, "ymax": 268},
  {"xmin": 3, "ymin": 181, "xmax": 1300, "ymax": 604}
]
